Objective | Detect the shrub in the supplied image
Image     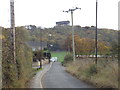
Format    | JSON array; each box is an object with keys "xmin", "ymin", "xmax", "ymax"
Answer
[
  {"xmin": 85, "ymin": 64, "xmax": 97, "ymax": 77},
  {"xmin": 62, "ymin": 53, "xmax": 73, "ymax": 66},
  {"xmin": 33, "ymin": 50, "xmax": 43, "ymax": 60}
]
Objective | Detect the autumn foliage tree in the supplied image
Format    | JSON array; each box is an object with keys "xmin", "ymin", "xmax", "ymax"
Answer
[
  {"xmin": 64, "ymin": 33, "xmax": 72, "ymax": 52},
  {"xmin": 64, "ymin": 34, "xmax": 110, "ymax": 55},
  {"xmin": 98, "ymin": 41, "xmax": 110, "ymax": 55},
  {"xmin": 79, "ymin": 38, "xmax": 95, "ymax": 55}
]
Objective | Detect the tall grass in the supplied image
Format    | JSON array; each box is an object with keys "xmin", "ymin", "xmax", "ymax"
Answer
[{"xmin": 65, "ymin": 58, "xmax": 118, "ymax": 88}]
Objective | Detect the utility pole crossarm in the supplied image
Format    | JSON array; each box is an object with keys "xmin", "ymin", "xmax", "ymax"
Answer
[{"xmin": 63, "ymin": 7, "xmax": 81, "ymax": 13}]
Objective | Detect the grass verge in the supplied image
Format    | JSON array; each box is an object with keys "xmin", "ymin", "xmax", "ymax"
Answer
[
  {"xmin": 25, "ymin": 67, "xmax": 43, "ymax": 88},
  {"xmin": 32, "ymin": 68, "xmax": 43, "ymax": 74},
  {"xmin": 65, "ymin": 58, "xmax": 118, "ymax": 88}
]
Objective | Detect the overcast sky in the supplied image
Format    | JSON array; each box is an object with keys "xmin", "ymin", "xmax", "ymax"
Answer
[{"xmin": 0, "ymin": 0, "xmax": 119, "ymax": 30}]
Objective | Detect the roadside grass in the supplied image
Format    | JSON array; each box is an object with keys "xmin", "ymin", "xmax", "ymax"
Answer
[
  {"xmin": 26, "ymin": 67, "xmax": 43, "ymax": 88},
  {"xmin": 51, "ymin": 51, "xmax": 67, "ymax": 62},
  {"xmin": 65, "ymin": 58, "xmax": 118, "ymax": 88},
  {"xmin": 32, "ymin": 68, "xmax": 43, "ymax": 75}
]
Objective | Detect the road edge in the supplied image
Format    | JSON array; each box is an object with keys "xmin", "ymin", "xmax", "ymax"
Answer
[{"xmin": 40, "ymin": 62, "xmax": 53, "ymax": 88}]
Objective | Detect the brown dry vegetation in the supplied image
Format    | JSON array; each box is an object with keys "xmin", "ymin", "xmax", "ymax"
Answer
[
  {"xmin": 65, "ymin": 58, "xmax": 118, "ymax": 88},
  {"xmin": 2, "ymin": 27, "xmax": 33, "ymax": 88}
]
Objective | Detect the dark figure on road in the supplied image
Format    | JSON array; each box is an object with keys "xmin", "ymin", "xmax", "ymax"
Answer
[
  {"xmin": 43, "ymin": 48, "xmax": 51, "ymax": 63},
  {"xmin": 43, "ymin": 52, "xmax": 51, "ymax": 63},
  {"xmin": 47, "ymin": 52, "xmax": 51, "ymax": 63},
  {"xmin": 43, "ymin": 52, "xmax": 47, "ymax": 58}
]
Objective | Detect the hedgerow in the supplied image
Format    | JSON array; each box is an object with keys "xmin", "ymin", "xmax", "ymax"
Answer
[{"xmin": 2, "ymin": 27, "xmax": 33, "ymax": 88}]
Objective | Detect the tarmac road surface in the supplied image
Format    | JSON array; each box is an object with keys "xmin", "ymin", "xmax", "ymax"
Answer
[{"xmin": 42, "ymin": 62, "xmax": 95, "ymax": 88}]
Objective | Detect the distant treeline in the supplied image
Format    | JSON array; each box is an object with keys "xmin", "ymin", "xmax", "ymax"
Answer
[{"xmin": 25, "ymin": 25, "xmax": 118, "ymax": 55}]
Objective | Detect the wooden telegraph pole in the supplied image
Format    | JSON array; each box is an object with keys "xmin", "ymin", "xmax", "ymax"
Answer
[
  {"xmin": 10, "ymin": 0, "xmax": 16, "ymax": 63},
  {"xmin": 63, "ymin": 7, "xmax": 81, "ymax": 61},
  {"xmin": 95, "ymin": 0, "xmax": 98, "ymax": 64}
]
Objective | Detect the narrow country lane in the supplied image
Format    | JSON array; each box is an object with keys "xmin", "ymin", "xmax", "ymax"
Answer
[{"xmin": 42, "ymin": 62, "xmax": 95, "ymax": 88}]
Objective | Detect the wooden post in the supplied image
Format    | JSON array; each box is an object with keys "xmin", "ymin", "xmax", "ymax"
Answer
[{"xmin": 10, "ymin": 0, "xmax": 16, "ymax": 63}]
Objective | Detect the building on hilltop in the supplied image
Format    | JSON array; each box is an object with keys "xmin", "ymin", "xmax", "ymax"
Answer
[
  {"xmin": 25, "ymin": 25, "xmax": 37, "ymax": 30},
  {"xmin": 56, "ymin": 21, "xmax": 70, "ymax": 26}
]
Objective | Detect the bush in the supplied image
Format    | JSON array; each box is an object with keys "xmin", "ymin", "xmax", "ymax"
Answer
[
  {"xmin": 33, "ymin": 50, "xmax": 43, "ymax": 60},
  {"xmin": 62, "ymin": 53, "xmax": 73, "ymax": 66},
  {"xmin": 85, "ymin": 64, "xmax": 97, "ymax": 77}
]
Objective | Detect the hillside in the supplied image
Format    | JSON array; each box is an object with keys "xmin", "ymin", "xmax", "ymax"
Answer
[{"xmin": 27, "ymin": 25, "xmax": 118, "ymax": 51}]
